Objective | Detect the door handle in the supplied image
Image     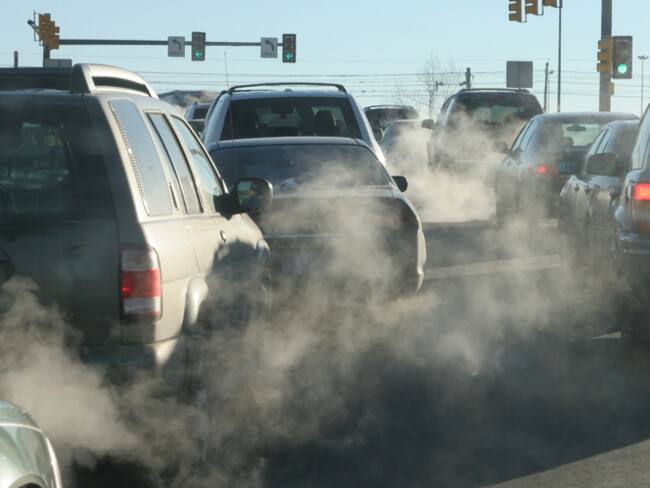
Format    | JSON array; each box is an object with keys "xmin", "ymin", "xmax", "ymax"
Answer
[{"xmin": 220, "ymin": 230, "xmax": 228, "ymax": 243}]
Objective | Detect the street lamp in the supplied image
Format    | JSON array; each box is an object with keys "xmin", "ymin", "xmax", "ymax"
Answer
[{"xmin": 639, "ymin": 55, "xmax": 649, "ymax": 116}]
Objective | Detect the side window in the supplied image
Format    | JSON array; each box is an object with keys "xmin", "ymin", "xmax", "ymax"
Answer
[
  {"xmin": 511, "ymin": 121, "xmax": 532, "ymax": 150},
  {"xmin": 519, "ymin": 121, "xmax": 538, "ymax": 151},
  {"xmin": 147, "ymin": 113, "xmax": 202, "ymax": 214},
  {"xmin": 632, "ymin": 114, "xmax": 650, "ymax": 170},
  {"xmin": 109, "ymin": 100, "xmax": 172, "ymax": 216},
  {"xmin": 172, "ymin": 117, "xmax": 224, "ymax": 214}
]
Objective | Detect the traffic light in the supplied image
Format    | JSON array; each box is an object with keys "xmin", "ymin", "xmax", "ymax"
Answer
[
  {"xmin": 525, "ymin": 0, "xmax": 541, "ymax": 16},
  {"xmin": 38, "ymin": 13, "xmax": 60, "ymax": 50},
  {"xmin": 612, "ymin": 36, "xmax": 633, "ymax": 79},
  {"xmin": 542, "ymin": 0, "xmax": 558, "ymax": 6},
  {"xmin": 509, "ymin": 0, "xmax": 523, "ymax": 22},
  {"xmin": 191, "ymin": 31, "xmax": 206, "ymax": 61},
  {"xmin": 282, "ymin": 34, "xmax": 296, "ymax": 63},
  {"xmin": 597, "ymin": 38, "xmax": 613, "ymax": 74}
]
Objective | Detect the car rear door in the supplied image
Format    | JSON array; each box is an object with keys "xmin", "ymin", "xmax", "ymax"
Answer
[{"xmin": 0, "ymin": 97, "xmax": 121, "ymax": 345}]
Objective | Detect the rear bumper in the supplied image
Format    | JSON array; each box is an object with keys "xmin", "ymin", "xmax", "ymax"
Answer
[{"xmin": 78, "ymin": 335, "xmax": 186, "ymax": 387}]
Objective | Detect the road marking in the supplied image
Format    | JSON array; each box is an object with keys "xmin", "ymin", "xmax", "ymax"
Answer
[{"xmin": 424, "ymin": 255, "xmax": 561, "ymax": 282}]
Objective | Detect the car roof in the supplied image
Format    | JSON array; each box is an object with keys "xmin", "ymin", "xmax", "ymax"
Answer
[
  {"xmin": 454, "ymin": 88, "xmax": 534, "ymax": 96},
  {"xmin": 532, "ymin": 112, "xmax": 638, "ymax": 123},
  {"xmin": 228, "ymin": 90, "xmax": 349, "ymax": 101},
  {"xmin": 605, "ymin": 119, "xmax": 639, "ymax": 130},
  {"xmin": 214, "ymin": 136, "xmax": 367, "ymax": 149}
]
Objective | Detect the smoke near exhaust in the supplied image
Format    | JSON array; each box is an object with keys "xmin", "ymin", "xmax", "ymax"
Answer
[{"xmin": 0, "ymin": 122, "xmax": 630, "ymax": 488}]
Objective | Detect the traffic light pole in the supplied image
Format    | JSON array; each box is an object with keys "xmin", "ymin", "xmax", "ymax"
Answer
[
  {"xmin": 599, "ymin": 0, "xmax": 613, "ymax": 112},
  {"xmin": 58, "ymin": 39, "xmax": 270, "ymax": 48},
  {"xmin": 557, "ymin": 0, "xmax": 562, "ymax": 112}
]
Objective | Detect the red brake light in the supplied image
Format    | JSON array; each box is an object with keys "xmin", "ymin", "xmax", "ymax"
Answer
[
  {"xmin": 120, "ymin": 246, "xmax": 161, "ymax": 320},
  {"xmin": 633, "ymin": 183, "xmax": 650, "ymax": 201},
  {"xmin": 535, "ymin": 164, "xmax": 557, "ymax": 175}
]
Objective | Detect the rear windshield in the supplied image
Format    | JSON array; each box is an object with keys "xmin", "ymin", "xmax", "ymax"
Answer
[
  {"xmin": 452, "ymin": 94, "xmax": 541, "ymax": 124},
  {"xmin": 211, "ymin": 144, "xmax": 389, "ymax": 190},
  {"xmin": 0, "ymin": 101, "xmax": 114, "ymax": 221},
  {"xmin": 530, "ymin": 121, "xmax": 611, "ymax": 152},
  {"xmin": 220, "ymin": 97, "xmax": 362, "ymax": 140},
  {"xmin": 365, "ymin": 108, "xmax": 419, "ymax": 128},
  {"xmin": 192, "ymin": 106, "xmax": 209, "ymax": 119}
]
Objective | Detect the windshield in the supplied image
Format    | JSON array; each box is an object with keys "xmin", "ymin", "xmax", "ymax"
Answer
[
  {"xmin": 212, "ymin": 144, "xmax": 389, "ymax": 189},
  {"xmin": 530, "ymin": 120, "xmax": 610, "ymax": 151},
  {"xmin": 0, "ymin": 102, "xmax": 113, "ymax": 220},
  {"xmin": 452, "ymin": 94, "xmax": 541, "ymax": 124},
  {"xmin": 220, "ymin": 97, "xmax": 362, "ymax": 140}
]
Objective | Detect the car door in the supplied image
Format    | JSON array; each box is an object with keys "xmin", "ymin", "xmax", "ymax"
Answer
[
  {"xmin": 591, "ymin": 126, "xmax": 636, "ymax": 258},
  {"xmin": 497, "ymin": 120, "xmax": 533, "ymax": 210},
  {"xmin": 574, "ymin": 129, "xmax": 609, "ymax": 238}
]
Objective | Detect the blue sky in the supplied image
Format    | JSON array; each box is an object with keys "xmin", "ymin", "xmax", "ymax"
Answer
[{"xmin": 3, "ymin": 0, "xmax": 650, "ymax": 115}]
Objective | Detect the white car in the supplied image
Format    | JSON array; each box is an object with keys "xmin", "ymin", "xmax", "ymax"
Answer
[
  {"xmin": 201, "ymin": 82, "xmax": 386, "ymax": 165},
  {"xmin": 0, "ymin": 401, "xmax": 62, "ymax": 488}
]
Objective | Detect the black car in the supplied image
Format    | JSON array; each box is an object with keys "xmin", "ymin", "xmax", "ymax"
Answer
[
  {"xmin": 207, "ymin": 137, "xmax": 427, "ymax": 297},
  {"xmin": 495, "ymin": 112, "xmax": 638, "ymax": 225},
  {"xmin": 559, "ymin": 120, "xmax": 639, "ymax": 267},
  {"xmin": 422, "ymin": 88, "xmax": 543, "ymax": 172},
  {"xmin": 598, "ymin": 107, "xmax": 650, "ymax": 343}
]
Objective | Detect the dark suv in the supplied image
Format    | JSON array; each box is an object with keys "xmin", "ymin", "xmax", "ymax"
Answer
[
  {"xmin": 422, "ymin": 88, "xmax": 543, "ymax": 172},
  {"xmin": 0, "ymin": 64, "xmax": 272, "ymax": 387}
]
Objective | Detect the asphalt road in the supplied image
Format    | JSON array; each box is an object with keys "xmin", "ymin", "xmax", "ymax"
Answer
[{"xmin": 70, "ymin": 219, "xmax": 650, "ymax": 488}]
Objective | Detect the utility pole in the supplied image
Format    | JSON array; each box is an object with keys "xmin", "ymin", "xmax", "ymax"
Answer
[
  {"xmin": 599, "ymin": 0, "xmax": 613, "ymax": 111},
  {"xmin": 465, "ymin": 67, "xmax": 472, "ymax": 90},
  {"xmin": 13, "ymin": 51, "xmax": 18, "ymax": 68},
  {"xmin": 544, "ymin": 62, "xmax": 550, "ymax": 112},
  {"xmin": 557, "ymin": 0, "xmax": 563, "ymax": 112},
  {"xmin": 639, "ymin": 55, "xmax": 648, "ymax": 116}
]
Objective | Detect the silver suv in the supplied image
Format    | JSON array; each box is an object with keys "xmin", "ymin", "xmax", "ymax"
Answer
[
  {"xmin": 201, "ymin": 82, "xmax": 386, "ymax": 165},
  {"xmin": 0, "ymin": 64, "xmax": 272, "ymax": 388}
]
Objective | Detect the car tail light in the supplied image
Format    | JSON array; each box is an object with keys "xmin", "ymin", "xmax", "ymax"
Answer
[
  {"xmin": 535, "ymin": 164, "xmax": 557, "ymax": 176},
  {"xmin": 120, "ymin": 245, "xmax": 161, "ymax": 320},
  {"xmin": 631, "ymin": 183, "xmax": 650, "ymax": 233}
]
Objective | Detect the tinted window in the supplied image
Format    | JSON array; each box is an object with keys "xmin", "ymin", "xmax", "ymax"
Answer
[
  {"xmin": 607, "ymin": 126, "xmax": 638, "ymax": 163},
  {"xmin": 221, "ymin": 97, "xmax": 361, "ymax": 140},
  {"xmin": 519, "ymin": 121, "xmax": 538, "ymax": 151},
  {"xmin": 452, "ymin": 94, "xmax": 541, "ymax": 124},
  {"xmin": 110, "ymin": 100, "xmax": 171, "ymax": 216},
  {"xmin": 631, "ymin": 115, "xmax": 650, "ymax": 169},
  {"xmin": 212, "ymin": 144, "xmax": 390, "ymax": 189},
  {"xmin": 172, "ymin": 117, "xmax": 223, "ymax": 213},
  {"xmin": 529, "ymin": 120, "xmax": 609, "ymax": 152},
  {"xmin": 0, "ymin": 102, "xmax": 114, "ymax": 220},
  {"xmin": 148, "ymin": 113, "xmax": 201, "ymax": 214}
]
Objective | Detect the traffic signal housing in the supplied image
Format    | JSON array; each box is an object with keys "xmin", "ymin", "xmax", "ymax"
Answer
[
  {"xmin": 509, "ymin": 0, "xmax": 523, "ymax": 22},
  {"xmin": 38, "ymin": 13, "xmax": 60, "ymax": 50},
  {"xmin": 525, "ymin": 0, "xmax": 541, "ymax": 15},
  {"xmin": 282, "ymin": 34, "xmax": 296, "ymax": 63},
  {"xmin": 191, "ymin": 31, "xmax": 206, "ymax": 61},
  {"xmin": 612, "ymin": 36, "xmax": 633, "ymax": 79},
  {"xmin": 597, "ymin": 38, "xmax": 613, "ymax": 74},
  {"xmin": 542, "ymin": 0, "xmax": 558, "ymax": 6}
]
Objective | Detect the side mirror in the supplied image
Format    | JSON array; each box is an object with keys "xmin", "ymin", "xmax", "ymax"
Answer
[
  {"xmin": 229, "ymin": 178, "xmax": 273, "ymax": 213},
  {"xmin": 421, "ymin": 119, "xmax": 435, "ymax": 130},
  {"xmin": 586, "ymin": 153, "xmax": 618, "ymax": 176},
  {"xmin": 392, "ymin": 175, "xmax": 408, "ymax": 192},
  {"xmin": 494, "ymin": 141, "xmax": 510, "ymax": 154},
  {"xmin": 372, "ymin": 127, "xmax": 384, "ymax": 142}
]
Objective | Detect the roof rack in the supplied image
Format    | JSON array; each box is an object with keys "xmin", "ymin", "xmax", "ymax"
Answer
[
  {"xmin": 364, "ymin": 104, "xmax": 416, "ymax": 110},
  {"xmin": 0, "ymin": 63, "xmax": 157, "ymax": 98},
  {"xmin": 458, "ymin": 88, "xmax": 530, "ymax": 93},
  {"xmin": 227, "ymin": 82, "xmax": 347, "ymax": 94}
]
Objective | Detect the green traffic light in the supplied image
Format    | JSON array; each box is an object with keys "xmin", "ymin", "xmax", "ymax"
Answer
[{"xmin": 617, "ymin": 63, "xmax": 629, "ymax": 75}]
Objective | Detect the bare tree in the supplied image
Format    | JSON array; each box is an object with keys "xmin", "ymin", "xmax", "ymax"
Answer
[{"xmin": 394, "ymin": 56, "xmax": 461, "ymax": 118}]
